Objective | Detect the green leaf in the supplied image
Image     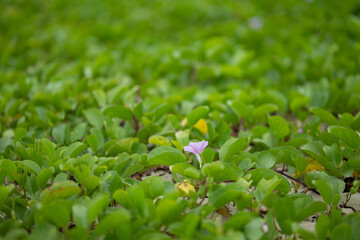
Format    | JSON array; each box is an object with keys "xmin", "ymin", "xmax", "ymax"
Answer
[
  {"xmin": 290, "ymin": 96, "xmax": 310, "ymax": 112},
  {"xmin": 313, "ymin": 179, "xmax": 333, "ymax": 204},
  {"xmin": 72, "ymin": 123, "xmax": 88, "ymax": 142},
  {"xmin": 231, "ymin": 100, "xmax": 248, "ymax": 119},
  {"xmin": 36, "ymin": 200, "xmax": 71, "ymax": 228},
  {"xmin": 87, "ymin": 193, "xmax": 110, "ymax": 224},
  {"xmin": 19, "ymin": 160, "xmax": 42, "ymax": 175},
  {"xmin": 284, "ymin": 137, "xmax": 308, "ymax": 148},
  {"xmin": 63, "ymin": 142, "xmax": 86, "ymax": 158},
  {"xmin": 220, "ymin": 64, "xmax": 242, "ymax": 78},
  {"xmin": 40, "ymin": 181, "xmax": 81, "ymax": 203},
  {"xmin": 302, "ymin": 142, "xmax": 342, "ymax": 177},
  {"xmin": 255, "ymin": 150, "xmax": 277, "ymax": 169},
  {"xmin": 305, "ymin": 171, "xmax": 329, "ymax": 189},
  {"xmin": 92, "ymin": 89, "xmax": 107, "ymax": 107},
  {"xmin": 14, "ymin": 127, "xmax": 27, "ymax": 144},
  {"xmin": 348, "ymin": 156, "xmax": 360, "ymax": 170},
  {"xmin": 245, "ymin": 168, "xmax": 291, "ymax": 194},
  {"xmin": 72, "ymin": 204, "xmax": 88, "ymax": 228},
  {"xmin": 104, "ymin": 138, "xmax": 139, "ymax": 156},
  {"xmin": 293, "ymin": 156, "xmax": 308, "ymax": 174},
  {"xmin": 141, "ymin": 176, "xmax": 164, "ymax": 199},
  {"xmin": 244, "ymin": 218, "xmax": 264, "ymax": 240},
  {"xmin": 26, "ymin": 148, "xmax": 43, "ymax": 166},
  {"xmin": 219, "ymin": 137, "xmax": 248, "ymax": 162},
  {"xmin": 331, "ymin": 224, "xmax": 352, "ymax": 240},
  {"xmin": 25, "ymin": 174, "xmax": 39, "ymax": 196},
  {"xmin": 274, "ymin": 197, "xmax": 295, "ymax": 234},
  {"xmin": 316, "ymin": 214, "xmax": 330, "ymax": 240},
  {"xmin": 0, "ymin": 184, "xmax": 14, "ymax": 206},
  {"xmin": 180, "ymin": 214, "xmax": 200, "ymax": 239},
  {"xmin": 125, "ymin": 186, "xmax": 148, "ymax": 218},
  {"xmin": 102, "ymin": 105, "xmax": 133, "ymax": 121},
  {"xmin": 209, "ymin": 182, "xmax": 247, "ymax": 209},
  {"xmin": 323, "ymin": 144, "xmax": 342, "ymax": 167},
  {"xmin": 310, "ymin": 107, "xmax": 338, "ymax": 125},
  {"xmin": 40, "ymin": 138, "xmax": 55, "ymax": 158},
  {"xmin": 20, "ymin": 136, "xmax": 35, "ymax": 147},
  {"xmin": 52, "ymin": 123, "xmax": 70, "ymax": 144},
  {"xmin": 318, "ymin": 131, "xmax": 339, "ymax": 146},
  {"xmin": 224, "ymin": 212, "xmax": 256, "ymax": 232},
  {"xmin": 238, "ymin": 158, "xmax": 254, "ymax": 173},
  {"xmin": 252, "ymin": 176, "xmax": 282, "ymax": 201},
  {"xmin": 296, "ymin": 200, "xmax": 327, "ymax": 222},
  {"xmin": 350, "ymin": 180, "xmax": 360, "ymax": 194},
  {"xmin": 171, "ymin": 163, "xmax": 200, "ymax": 179},
  {"xmin": 0, "ymin": 159, "xmax": 17, "ymax": 181},
  {"xmin": 157, "ymin": 198, "xmax": 187, "ymax": 225},
  {"xmin": 329, "ymin": 126, "xmax": 360, "ymax": 150},
  {"xmin": 86, "ymin": 134, "xmax": 99, "ymax": 152},
  {"xmin": 301, "ymin": 141, "xmax": 326, "ymax": 164},
  {"xmin": 115, "ymin": 153, "xmax": 143, "ymax": 178},
  {"xmin": 113, "ymin": 189, "xmax": 129, "ymax": 208},
  {"xmin": 149, "ymin": 135, "xmax": 172, "ymax": 147},
  {"xmin": 322, "ymin": 144, "xmax": 343, "ymax": 177},
  {"xmin": 187, "ymin": 106, "xmax": 209, "ymax": 126},
  {"xmin": 175, "ymin": 130, "xmax": 189, "ymax": 147},
  {"xmin": 254, "ymin": 104, "xmax": 278, "ymax": 121},
  {"xmin": 83, "ymin": 175, "xmax": 100, "ymax": 193},
  {"xmin": 201, "ymin": 162, "xmax": 239, "ymax": 182},
  {"xmin": 94, "ymin": 209, "xmax": 131, "ymax": 236},
  {"xmin": 91, "ymin": 128, "xmax": 104, "ymax": 149},
  {"xmin": 202, "ymin": 147, "xmax": 215, "ymax": 164},
  {"xmin": 0, "ymin": 138, "xmax": 13, "ymax": 153},
  {"xmin": 83, "ymin": 108, "xmax": 104, "ymax": 129},
  {"xmin": 100, "ymin": 170, "xmax": 123, "ymax": 196},
  {"xmin": 268, "ymin": 116, "xmax": 289, "ymax": 140},
  {"xmin": 37, "ymin": 168, "xmax": 54, "ymax": 189},
  {"xmin": 183, "ymin": 167, "xmax": 200, "ymax": 179},
  {"xmin": 147, "ymin": 146, "xmax": 186, "ymax": 166},
  {"xmin": 154, "ymin": 103, "xmax": 173, "ymax": 122}
]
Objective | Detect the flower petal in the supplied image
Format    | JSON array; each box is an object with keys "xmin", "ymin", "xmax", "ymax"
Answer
[
  {"xmin": 188, "ymin": 142, "xmax": 199, "ymax": 151},
  {"xmin": 195, "ymin": 153, "xmax": 202, "ymax": 166},
  {"xmin": 184, "ymin": 145, "xmax": 197, "ymax": 154},
  {"xmin": 198, "ymin": 140, "xmax": 208, "ymax": 153},
  {"xmin": 184, "ymin": 141, "xmax": 208, "ymax": 167}
]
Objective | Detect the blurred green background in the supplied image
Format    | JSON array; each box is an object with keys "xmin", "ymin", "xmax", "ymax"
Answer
[{"xmin": 2, "ymin": 0, "xmax": 360, "ymax": 87}]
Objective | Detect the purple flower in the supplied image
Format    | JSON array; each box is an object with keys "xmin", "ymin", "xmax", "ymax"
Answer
[{"xmin": 184, "ymin": 140, "xmax": 208, "ymax": 166}]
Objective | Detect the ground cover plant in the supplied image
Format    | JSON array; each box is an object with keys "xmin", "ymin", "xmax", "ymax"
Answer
[{"xmin": 1, "ymin": 0, "xmax": 360, "ymax": 239}]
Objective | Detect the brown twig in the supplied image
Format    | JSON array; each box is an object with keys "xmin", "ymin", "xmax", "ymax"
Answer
[
  {"xmin": 274, "ymin": 170, "xmax": 320, "ymax": 195},
  {"xmin": 198, "ymin": 178, "xmax": 208, "ymax": 205},
  {"xmin": 133, "ymin": 115, "xmax": 140, "ymax": 133},
  {"xmin": 340, "ymin": 204, "xmax": 357, "ymax": 213},
  {"xmin": 198, "ymin": 192, "xmax": 208, "ymax": 206},
  {"xmin": 339, "ymin": 193, "xmax": 357, "ymax": 213}
]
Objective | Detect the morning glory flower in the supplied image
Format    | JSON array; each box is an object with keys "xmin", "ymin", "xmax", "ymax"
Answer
[{"xmin": 184, "ymin": 140, "xmax": 208, "ymax": 166}]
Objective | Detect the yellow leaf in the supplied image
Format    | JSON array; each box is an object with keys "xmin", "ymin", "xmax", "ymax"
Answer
[
  {"xmin": 149, "ymin": 135, "xmax": 172, "ymax": 146},
  {"xmin": 305, "ymin": 159, "xmax": 324, "ymax": 173},
  {"xmin": 193, "ymin": 118, "xmax": 208, "ymax": 135},
  {"xmin": 175, "ymin": 180, "xmax": 195, "ymax": 196},
  {"xmin": 215, "ymin": 206, "xmax": 230, "ymax": 217},
  {"xmin": 295, "ymin": 158, "xmax": 324, "ymax": 177}
]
